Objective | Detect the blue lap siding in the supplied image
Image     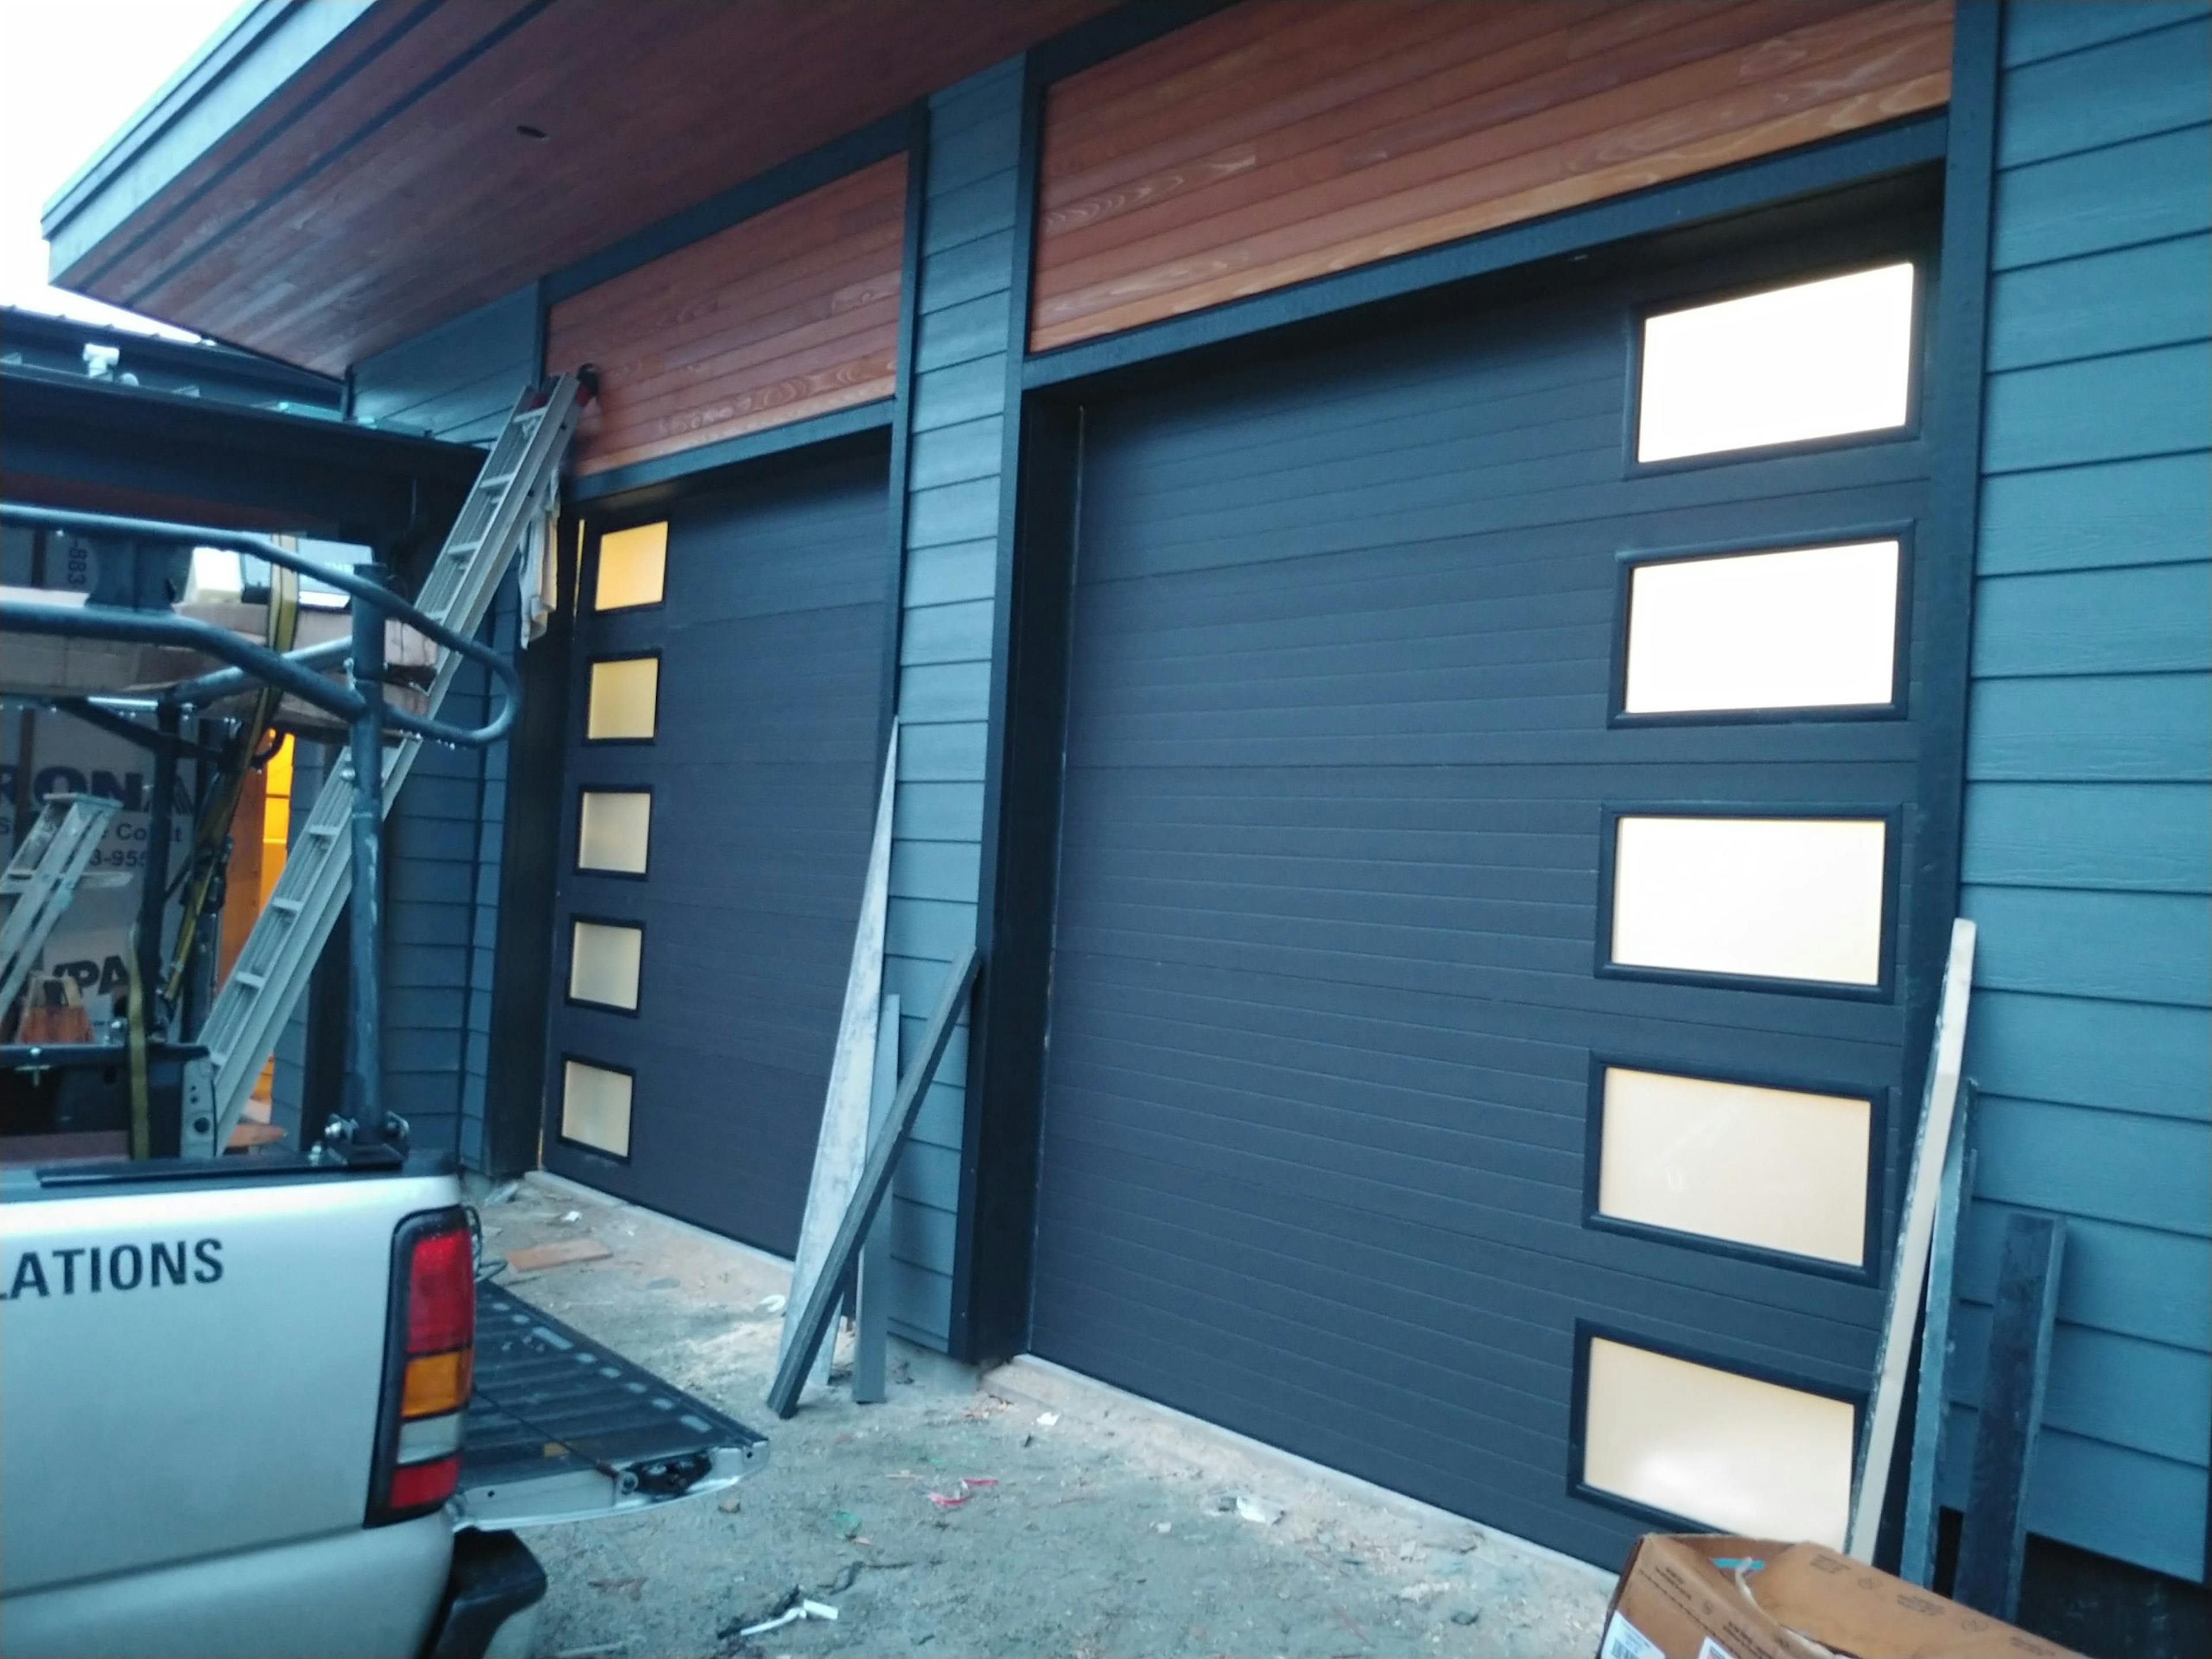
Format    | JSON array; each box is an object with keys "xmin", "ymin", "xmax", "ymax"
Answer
[{"xmin": 1945, "ymin": 0, "xmax": 2211, "ymax": 1583}]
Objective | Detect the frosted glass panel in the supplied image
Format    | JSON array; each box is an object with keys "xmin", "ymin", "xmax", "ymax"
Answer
[
  {"xmin": 1598, "ymin": 1067, "xmax": 1871, "ymax": 1265},
  {"xmin": 577, "ymin": 790, "xmax": 652, "ymax": 874},
  {"xmin": 594, "ymin": 522, "xmax": 667, "ymax": 610},
  {"xmin": 1611, "ymin": 816, "xmax": 1887, "ymax": 986},
  {"xmin": 1584, "ymin": 1338, "xmax": 1854, "ymax": 1544},
  {"xmin": 569, "ymin": 920, "xmax": 642, "ymax": 1010},
  {"xmin": 561, "ymin": 1060, "xmax": 632, "ymax": 1157},
  {"xmin": 586, "ymin": 656, "xmax": 658, "ymax": 740},
  {"xmin": 1638, "ymin": 263, "xmax": 1915, "ymax": 462},
  {"xmin": 1624, "ymin": 541, "xmax": 1900, "ymax": 713}
]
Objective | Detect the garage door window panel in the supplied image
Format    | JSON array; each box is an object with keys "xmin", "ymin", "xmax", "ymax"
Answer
[
  {"xmin": 567, "ymin": 918, "xmax": 644, "ymax": 1014},
  {"xmin": 592, "ymin": 521, "xmax": 668, "ymax": 612},
  {"xmin": 1585, "ymin": 1060, "xmax": 1881, "ymax": 1276},
  {"xmin": 1615, "ymin": 535, "xmax": 1909, "ymax": 721},
  {"xmin": 1634, "ymin": 262, "xmax": 1920, "ymax": 467},
  {"xmin": 559, "ymin": 1058, "xmax": 634, "ymax": 1161},
  {"xmin": 575, "ymin": 787, "xmax": 653, "ymax": 878},
  {"xmin": 1574, "ymin": 1328, "xmax": 1859, "ymax": 1546},
  {"xmin": 1600, "ymin": 809, "xmax": 1897, "ymax": 995},
  {"xmin": 585, "ymin": 652, "xmax": 660, "ymax": 743}
]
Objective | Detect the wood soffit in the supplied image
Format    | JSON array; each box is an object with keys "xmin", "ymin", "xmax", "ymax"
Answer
[{"xmin": 57, "ymin": 0, "xmax": 1112, "ymax": 376}]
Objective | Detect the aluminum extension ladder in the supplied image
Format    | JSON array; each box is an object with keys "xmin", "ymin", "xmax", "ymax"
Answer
[
  {"xmin": 195, "ymin": 374, "xmax": 585, "ymax": 1156},
  {"xmin": 0, "ymin": 794, "xmax": 124, "ymax": 1027}
]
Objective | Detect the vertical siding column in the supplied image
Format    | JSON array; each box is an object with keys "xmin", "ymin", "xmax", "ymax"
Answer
[{"xmin": 881, "ymin": 59, "xmax": 1029, "ymax": 1352}]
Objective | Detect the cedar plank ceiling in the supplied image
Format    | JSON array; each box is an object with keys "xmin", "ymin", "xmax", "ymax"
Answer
[
  {"xmin": 59, "ymin": 0, "xmax": 1112, "ymax": 376},
  {"xmin": 1031, "ymin": 0, "xmax": 1954, "ymax": 351},
  {"xmin": 546, "ymin": 156, "xmax": 906, "ymax": 475}
]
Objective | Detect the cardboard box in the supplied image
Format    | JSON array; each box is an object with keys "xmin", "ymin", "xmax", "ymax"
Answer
[{"xmin": 1596, "ymin": 1534, "xmax": 2086, "ymax": 1659}]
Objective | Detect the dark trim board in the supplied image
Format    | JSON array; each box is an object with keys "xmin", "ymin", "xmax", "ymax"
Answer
[
  {"xmin": 567, "ymin": 399, "xmax": 895, "ymax": 506},
  {"xmin": 1565, "ymin": 1318, "xmax": 1869, "ymax": 1537},
  {"xmin": 1579, "ymin": 1052, "xmax": 1893, "ymax": 1289},
  {"xmin": 1021, "ymin": 115, "xmax": 1948, "ymax": 390}
]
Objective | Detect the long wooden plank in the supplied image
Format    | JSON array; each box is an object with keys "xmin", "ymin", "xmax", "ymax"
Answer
[
  {"xmin": 779, "ymin": 727, "xmax": 897, "ymax": 1381},
  {"xmin": 767, "ymin": 946, "xmax": 979, "ymax": 1419},
  {"xmin": 1846, "ymin": 917, "xmax": 1978, "ymax": 1560},
  {"xmin": 1900, "ymin": 1093, "xmax": 1976, "ymax": 1586},
  {"xmin": 1030, "ymin": 0, "xmax": 1953, "ymax": 351},
  {"xmin": 852, "ymin": 991, "xmax": 902, "ymax": 1406},
  {"xmin": 1952, "ymin": 1211, "xmax": 2067, "ymax": 1620}
]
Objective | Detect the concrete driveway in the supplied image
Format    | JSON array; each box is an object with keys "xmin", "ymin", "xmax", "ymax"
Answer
[{"xmin": 479, "ymin": 1176, "xmax": 1613, "ymax": 1658}]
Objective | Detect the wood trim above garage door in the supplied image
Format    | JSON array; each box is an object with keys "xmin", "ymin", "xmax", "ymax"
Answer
[
  {"xmin": 548, "ymin": 155, "xmax": 907, "ymax": 475},
  {"xmin": 1030, "ymin": 0, "xmax": 1953, "ymax": 351}
]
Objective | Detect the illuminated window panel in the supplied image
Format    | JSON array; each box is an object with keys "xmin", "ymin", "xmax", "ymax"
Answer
[
  {"xmin": 576, "ymin": 790, "xmax": 652, "ymax": 875},
  {"xmin": 560, "ymin": 1060, "xmax": 632, "ymax": 1158},
  {"xmin": 1596, "ymin": 1067, "xmax": 1872, "ymax": 1266},
  {"xmin": 1609, "ymin": 815, "xmax": 1887, "ymax": 986},
  {"xmin": 1582, "ymin": 1337, "xmax": 1854, "ymax": 1545},
  {"xmin": 1638, "ymin": 263, "xmax": 1915, "ymax": 463},
  {"xmin": 569, "ymin": 921, "xmax": 642, "ymax": 1011},
  {"xmin": 1623, "ymin": 541, "xmax": 1900, "ymax": 714},
  {"xmin": 585, "ymin": 656, "xmax": 658, "ymax": 741},
  {"xmin": 594, "ymin": 521, "xmax": 667, "ymax": 611}
]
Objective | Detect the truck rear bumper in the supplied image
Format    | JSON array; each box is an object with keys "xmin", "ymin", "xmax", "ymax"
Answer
[{"xmin": 0, "ymin": 1513, "xmax": 451, "ymax": 1659}]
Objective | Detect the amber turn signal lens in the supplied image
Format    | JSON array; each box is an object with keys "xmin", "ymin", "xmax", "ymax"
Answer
[{"xmin": 402, "ymin": 1347, "xmax": 472, "ymax": 1418}]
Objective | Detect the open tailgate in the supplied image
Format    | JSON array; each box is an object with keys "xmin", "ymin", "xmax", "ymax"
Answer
[{"xmin": 456, "ymin": 1282, "xmax": 766, "ymax": 1528}]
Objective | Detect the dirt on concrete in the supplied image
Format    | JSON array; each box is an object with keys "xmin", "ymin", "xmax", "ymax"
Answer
[{"xmin": 477, "ymin": 1176, "xmax": 1613, "ymax": 1659}]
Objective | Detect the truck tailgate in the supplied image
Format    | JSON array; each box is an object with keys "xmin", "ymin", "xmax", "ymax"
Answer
[{"xmin": 457, "ymin": 1282, "xmax": 766, "ymax": 1528}]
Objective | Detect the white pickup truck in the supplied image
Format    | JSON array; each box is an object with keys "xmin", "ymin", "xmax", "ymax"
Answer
[
  {"xmin": 0, "ymin": 483, "xmax": 764, "ymax": 1658},
  {"xmin": 0, "ymin": 1128, "xmax": 765, "ymax": 1658}
]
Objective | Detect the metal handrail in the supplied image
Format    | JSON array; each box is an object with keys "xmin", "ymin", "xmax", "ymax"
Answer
[{"xmin": 0, "ymin": 503, "xmax": 518, "ymax": 750}]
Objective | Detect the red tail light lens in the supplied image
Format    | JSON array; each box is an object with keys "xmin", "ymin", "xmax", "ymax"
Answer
[
  {"xmin": 387, "ymin": 1453, "xmax": 462, "ymax": 1514},
  {"xmin": 369, "ymin": 1207, "xmax": 475, "ymax": 1526},
  {"xmin": 407, "ymin": 1225, "xmax": 474, "ymax": 1355}
]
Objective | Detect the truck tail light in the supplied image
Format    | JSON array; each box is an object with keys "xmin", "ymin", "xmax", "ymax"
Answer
[{"xmin": 369, "ymin": 1207, "xmax": 475, "ymax": 1526}]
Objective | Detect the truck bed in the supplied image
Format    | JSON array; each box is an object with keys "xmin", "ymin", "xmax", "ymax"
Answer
[{"xmin": 458, "ymin": 1282, "xmax": 766, "ymax": 1528}]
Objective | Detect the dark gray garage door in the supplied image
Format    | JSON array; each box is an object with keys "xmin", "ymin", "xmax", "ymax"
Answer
[
  {"xmin": 1030, "ymin": 230, "xmax": 1950, "ymax": 1566},
  {"xmin": 544, "ymin": 447, "xmax": 889, "ymax": 1256}
]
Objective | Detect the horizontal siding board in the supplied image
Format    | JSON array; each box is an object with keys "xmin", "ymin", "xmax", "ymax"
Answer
[
  {"xmin": 1976, "ymin": 452, "xmax": 2212, "ymax": 574},
  {"xmin": 1971, "ymin": 565, "xmax": 2211, "ymax": 678},
  {"xmin": 1938, "ymin": 1411, "xmax": 2209, "ymax": 1582},
  {"xmin": 906, "ymin": 479, "xmax": 1003, "ymax": 550},
  {"xmin": 910, "ymin": 354, "xmax": 1007, "ymax": 431},
  {"xmin": 1981, "ymin": 342, "xmax": 2212, "ymax": 473},
  {"xmin": 1962, "ymin": 782, "xmax": 2212, "ymax": 893},
  {"xmin": 907, "ymin": 417, "xmax": 1004, "ymax": 491},
  {"xmin": 1967, "ymin": 990, "xmax": 2211, "ymax": 1122},
  {"xmin": 915, "ymin": 288, "xmax": 1013, "ymax": 372},
  {"xmin": 896, "ymin": 719, "xmax": 988, "ymax": 783},
  {"xmin": 922, "ymin": 167, "xmax": 1018, "ymax": 252},
  {"xmin": 1985, "ymin": 232, "xmax": 2211, "ymax": 369},
  {"xmin": 1948, "ymin": 1312, "xmax": 2209, "ymax": 1467},
  {"xmin": 887, "ymin": 1194, "xmax": 959, "ymax": 1275},
  {"xmin": 1994, "ymin": 14, "xmax": 2211, "ymax": 166},
  {"xmin": 1991, "ymin": 126, "xmax": 2211, "ymax": 270},
  {"xmin": 916, "ymin": 230, "xmax": 1014, "ymax": 315},
  {"xmin": 1956, "ymin": 1202, "xmax": 2209, "ymax": 1351},
  {"xmin": 1969, "ymin": 1094, "xmax": 2211, "ymax": 1236},
  {"xmin": 1965, "ymin": 673, "xmax": 2211, "ymax": 781},
  {"xmin": 351, "ymin": 283, "xmax": 536, "ymax": 440},
  {"xmin": 899, "ymin": 597, "xmax": 994, "ymax": 665},
  {"xmin": 902, "ymin": 537, "xmax": 998, "ymax": 607},
  {"xmin": 1958, "ymin": 820, "xmax": 2201, "ymax": 1003},
  {"xmin": 2001, "ymin": 1, "xmax": 2210, "ymax": 67}
]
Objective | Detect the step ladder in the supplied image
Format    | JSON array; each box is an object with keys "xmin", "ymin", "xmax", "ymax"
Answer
[
  {"xmin": 195, "ymin": 374, "xmax": 584, "ymax": 1156},
  {"xmin": 1, "ymin": 794, "xmax": 124, "ymax": 1029}
]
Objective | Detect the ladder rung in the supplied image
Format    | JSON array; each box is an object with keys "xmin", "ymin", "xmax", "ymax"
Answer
[
  {"xmin": 232, "ymin": 972, "xmax": 266, "ymax": 991},
  {"xmin": 308, "ymin": 824, "xmax": 340, "ymax": 840},
  {"xmin": 477, "ymin": 471, "xmax": 521, "ymax": 490},
  {"xmin": 270, "ymin": 897, "xmax": 304, "ymax": 914}
]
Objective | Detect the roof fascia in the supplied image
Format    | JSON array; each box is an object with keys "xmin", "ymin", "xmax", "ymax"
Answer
[{"xmin": 42, "ymin": 0, "xmax": 373, "ymax": 282}]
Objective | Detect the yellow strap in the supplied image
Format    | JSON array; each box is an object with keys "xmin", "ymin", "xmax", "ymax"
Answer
[
  {"xmin": 126, "ymin": 934, "xmax": 151, "ymax": 1160},
  {"xmin": 164, "ymin": 565, "xmax": 301, "ymax": 999}
]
